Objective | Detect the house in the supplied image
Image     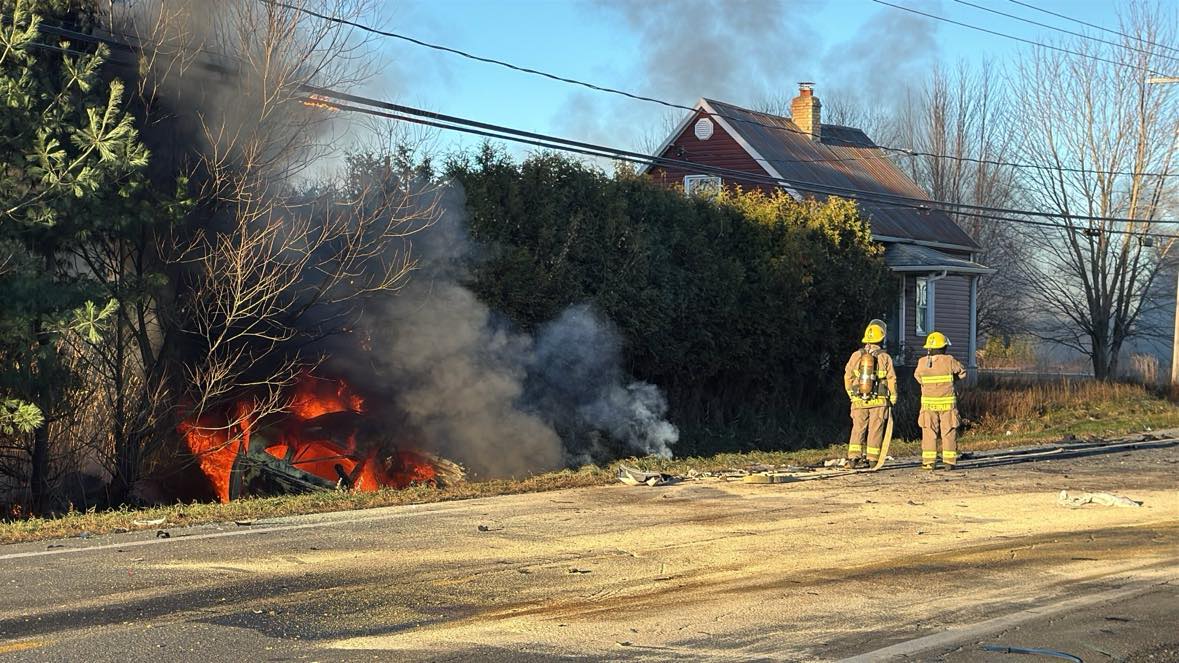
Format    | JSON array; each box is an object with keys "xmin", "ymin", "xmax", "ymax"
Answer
[{"xmin": 642, "ymin": 83, "xmax": 993, "ymax": 370}]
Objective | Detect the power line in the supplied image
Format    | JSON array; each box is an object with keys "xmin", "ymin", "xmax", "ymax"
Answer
[
  {"xmin": 1007, "ymin": 0, "xmax": 1179, "ymax": 56},
  {"xmin": 258, "ymin": 0, "xmax": 1178, "ymax": 180},
  {"xmin": 334, "ymin": 101, "xmax": 1178, "ymax": 240},
  {"xmin": 870, "ymin": 0, "xmax": 1169, "ymax": 78},
  {"xmin": 867, "ymin": 0, "xmax": 1169, "ymax": 78},
  {"xmin": 12, "ymin": 6, "xmax": 1179, "ymax": 180},
  {"xmin": 26, "ymin": 40, "xmax": 92, "ymax": 57},
  {"xmin": 950, "ymin": 0, "xmax": 1179, "ymax": 64},
  {"xmin": 21, "ymin": 13, "xmax": 1177, "ymax": 236},
  {"xmin": 302, "ymin": 87, "xmax": 1179, "ymax": 240},
  {"xmin": 305, "ymin": 86, "xmax": 1174, "ymax": 228}
]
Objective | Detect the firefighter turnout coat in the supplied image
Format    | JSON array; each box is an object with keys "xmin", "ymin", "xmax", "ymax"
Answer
[
  {"xmin": 913, "ymin": 353, "xmax": 967, "ymax": 466},
  {"xmin": 843, "ymin": 344, "xmax": 897, "ymax": 461}
]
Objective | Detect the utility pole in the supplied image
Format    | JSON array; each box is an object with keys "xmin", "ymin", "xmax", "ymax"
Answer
[
  {"xmin": 1150, "ymin": 76, "xmax": 1179, "ymax": 384},
  {"xmin": 1169, "ymin": 259, "xmax": 1179, "ymax": 385}
]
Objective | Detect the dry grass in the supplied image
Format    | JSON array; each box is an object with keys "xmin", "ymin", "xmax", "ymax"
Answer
[
  {"xmin": 960, "ymin": 377, "xmax": 1178, "ymax": 438},
  {"xmin": 4, "ymin": 377, "xmax": 1179, "ymax": 546},
  {"xmin": 0, "ymin": 468, "xmax": 615, "ymax": 545}
]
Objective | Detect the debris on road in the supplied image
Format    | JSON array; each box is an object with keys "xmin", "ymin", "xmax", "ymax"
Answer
[
  {"xmin": 567, "ymin": 567, "xmax": 591, "ymax": 574},
  {"xmin": 617, "ymin": 466, "xmax": 676, "ymax": 486},
  {"xmin": 742, "ymin": 473, "xmax": 794, "ymax": 484},
  {"xmin": 155, "ymin": 530, "xmax": 170, "ymax": 538},
  {"xmin": 1057, "ymin": 490, "xmax": 1142, "ymax": 508}
]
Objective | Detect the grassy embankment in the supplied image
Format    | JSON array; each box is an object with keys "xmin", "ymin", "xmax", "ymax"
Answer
[{"xmin": 3, "ymin": 378, "xmax": 1177, "ymax": 544}]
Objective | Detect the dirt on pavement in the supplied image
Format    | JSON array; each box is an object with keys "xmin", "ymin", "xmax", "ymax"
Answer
[{"xmin": 0, "ymin": 434, "xmax": 1176, "ymax": 662}]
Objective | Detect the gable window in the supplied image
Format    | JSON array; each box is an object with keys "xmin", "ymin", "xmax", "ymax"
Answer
[
  {"xmin": 915, "ymin": 277, "xmax": 932, "ymax": 336},
  {"xmin": 683, "ymin": 174, "xmax": 722, "ymax": 197}
]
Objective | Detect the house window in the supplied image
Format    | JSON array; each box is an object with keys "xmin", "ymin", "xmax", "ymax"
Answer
[
  {"xmin": 915, "ymin": 277, "xmax": 932, "ymax": 336},
  {"xmin": 683, "ymin": 175, "xmax": 722, "ymax": 197}
]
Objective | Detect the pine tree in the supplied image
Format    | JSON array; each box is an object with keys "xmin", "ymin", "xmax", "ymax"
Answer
[{"xmin": 0, "ymin": 0, "xmax": 151, "ymax": 510}]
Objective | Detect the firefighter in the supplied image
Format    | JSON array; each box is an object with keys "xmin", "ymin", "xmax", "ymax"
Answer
[
  {"xmin": 913, "ymin": 331, "xmax": 967, "ymax": 470},
  {"xmin": 843, "ymin": 320, "xmax": 898, "ymax": 469}
]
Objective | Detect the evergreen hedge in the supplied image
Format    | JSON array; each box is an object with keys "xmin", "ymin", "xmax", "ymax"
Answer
[{"xmin": 449, "ymin": 148, "xmax": 896, "ymax": 454}]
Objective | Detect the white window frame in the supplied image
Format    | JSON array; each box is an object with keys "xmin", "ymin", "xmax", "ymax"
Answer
[
  {"xmin": 915, "ymin": 276, "xmax": 933, "ymax": 337},
  {"xmin": 683, "ymin": 174, "xmax": 722, "ymax": 197}
]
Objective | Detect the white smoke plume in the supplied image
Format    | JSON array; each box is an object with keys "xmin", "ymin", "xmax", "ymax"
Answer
[{"xmin": 529, "ymin": 306, "xmax": 677, "ymax": 462}]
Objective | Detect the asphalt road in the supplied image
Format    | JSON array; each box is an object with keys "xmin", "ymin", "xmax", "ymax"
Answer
[{"xmin": 1, "ymin": 437, "xmax": 1176, "ymax": 662}]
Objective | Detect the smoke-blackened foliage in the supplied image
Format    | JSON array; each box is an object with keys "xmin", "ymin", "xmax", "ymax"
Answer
[{"xmin": 450, "ymin": 146, "xmax": 895, "ymax": 454}]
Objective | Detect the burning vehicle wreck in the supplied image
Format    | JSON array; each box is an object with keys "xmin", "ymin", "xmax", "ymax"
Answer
[
  {"xmin": 161, "ymin": 202, "xmax": 680, "ymax": 506},
  {"xmin": 180, "ymin": 374, "xmax": 465, "ymax": 503}
]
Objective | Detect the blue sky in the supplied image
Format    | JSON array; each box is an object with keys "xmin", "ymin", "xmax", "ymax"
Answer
[{"xmin": 344, "ymin": 0, "xmax": 1136, "ymax": 158}]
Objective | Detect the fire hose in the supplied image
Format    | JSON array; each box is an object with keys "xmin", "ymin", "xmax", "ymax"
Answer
[
  {"xmin": 737, "ymin": 436, "xmax": 1178, "ymax": 485},
  {"xmin": 981, "ymin": 644, "xmax": 1082, "ymax": 662},
  {"xmin": 871, "ymin": 402, "xmax": 894, "ymax": 471}
]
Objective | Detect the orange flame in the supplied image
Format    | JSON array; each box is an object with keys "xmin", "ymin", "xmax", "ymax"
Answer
[
  {"xmin": 289, "ymin": 376, "xmax": 365, "ymax": 419},
  {"xmin": 181, "ymin": 374, "xmax": 437, "ymax": 502},
  {"xmin": 300, "ymin": 94, "xmax": 340, "ymax": 111}
]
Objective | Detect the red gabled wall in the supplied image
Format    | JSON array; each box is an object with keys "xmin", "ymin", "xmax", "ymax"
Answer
[{"xmin": 647, "ymin": 109, "xmax": 776, "ymax": 193}]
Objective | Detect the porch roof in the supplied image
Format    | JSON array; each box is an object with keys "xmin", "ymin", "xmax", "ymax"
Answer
[{"xmin": 883, "ymin": 243, "xmax": 994, "ymax": 275}]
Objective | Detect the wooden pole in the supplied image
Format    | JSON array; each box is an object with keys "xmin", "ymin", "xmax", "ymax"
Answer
[
  {"xmin": 1172, "ymin": 270, "xmax": 1179, "ymax": 385},
  {"xmin": 1148, "ymin": 77, "xmax": 1177, "ymax": 384}
]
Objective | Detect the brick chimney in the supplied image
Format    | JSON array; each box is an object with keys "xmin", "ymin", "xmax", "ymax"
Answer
[{"xmin": 791, "ymin": 82, "xmax": 821, "ymax": 141}]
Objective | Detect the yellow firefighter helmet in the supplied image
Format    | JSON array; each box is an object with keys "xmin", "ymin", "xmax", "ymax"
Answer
[
  {"xmin": 923, "ymin": 331, "xmax": 951, "ymax": 349},
  {"xmin": 861, "ymin": 320, "xmax": 887, "ymax": 344}
]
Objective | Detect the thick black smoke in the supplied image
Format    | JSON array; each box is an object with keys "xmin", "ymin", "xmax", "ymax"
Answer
[
  {"xmin": 321, "ymin": 183, "xmax": 677, "ymax": 477},
  {"xmin": 121, "ymin": 0, "xmax": 678, "ymax": 479}
]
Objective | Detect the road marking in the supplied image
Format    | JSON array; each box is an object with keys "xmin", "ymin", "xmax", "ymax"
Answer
[
  {"xmin": 0, "ymin": 501, "xmax": 472, "ymax": 561},
  {"xmin": 0, "ymin": 640, "xmax": 50, "ymax": 654},
  {"xmin": 838, "ymin": 574, "xmax": 1175, "ymax": 662}
]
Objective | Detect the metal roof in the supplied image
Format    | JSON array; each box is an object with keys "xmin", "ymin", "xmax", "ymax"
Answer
[
  {"xmin": 883, "ymin": 243, "xmax": 994, "ymax": 274},
  {"xmin": 702, "ymin": 99, "xmax": 980, "ymax": 250}
]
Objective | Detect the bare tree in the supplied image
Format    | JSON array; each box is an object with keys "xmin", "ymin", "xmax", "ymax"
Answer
[
  {"xmin": 637, "ymin": 109, "xmax": 690, "ymax": 156},
  {"xmin": 758, "ymin": 66, "xmax": 1028, "ymax": 338},
  {"xmin": 27, "ymin": 0, "xmax": 445, "ymax": 503},
  {"xmin": 894, "ymin": 60, "xmax": 1027, "ymax": 338},
  {"xmin": 1010, "ymin": 0, "xmax": 1178, "ymax": 379}
]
